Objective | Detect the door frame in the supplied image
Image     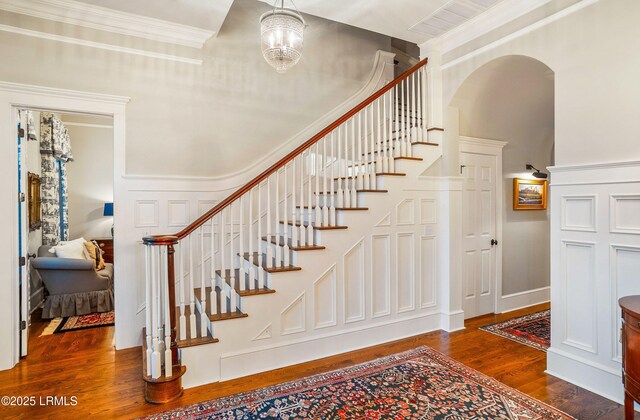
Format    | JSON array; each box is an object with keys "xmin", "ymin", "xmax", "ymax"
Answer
[
  {"xmin": 0, "ymin": 82, "xmax": 128, "ymax": 370},
  {"xmin": 459, "ymin": 136, "xmax": 507, "ymax": 316}
]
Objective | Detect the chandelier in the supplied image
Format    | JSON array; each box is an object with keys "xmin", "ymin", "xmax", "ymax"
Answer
[{"xmin": 260, "ymin": 0, "xmax": 305, "ymax": 73}]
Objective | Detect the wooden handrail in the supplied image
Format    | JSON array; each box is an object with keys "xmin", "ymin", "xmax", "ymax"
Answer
[{"xmin": 168, "ymin": 57, "xmax": 428, "ymax": 240}]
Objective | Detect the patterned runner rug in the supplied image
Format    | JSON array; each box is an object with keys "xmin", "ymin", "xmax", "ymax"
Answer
[
  {"xmin": 40, "ymin": 311, "xmax": 114, "ymax": 336},
  {"xmin": 143, "ymin": 346, "xmax": 571, "ymax": 419},
  {"xmin": 480, "ymin": 309, "xmax": 550, "ymax": 352}
]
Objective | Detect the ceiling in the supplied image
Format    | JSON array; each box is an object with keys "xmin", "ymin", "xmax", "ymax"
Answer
[
  {"xmin": 257, "ymin": 0, "xmax": 505, "ymax": 44},
  {"xmin": 71, "ymin": 0, "xmax": 506, "ymax": 45}
]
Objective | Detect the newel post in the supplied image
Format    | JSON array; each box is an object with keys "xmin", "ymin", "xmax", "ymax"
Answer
[{"xmin": 142, "ymin": 234, "xmax": 185, "ymax": 404}]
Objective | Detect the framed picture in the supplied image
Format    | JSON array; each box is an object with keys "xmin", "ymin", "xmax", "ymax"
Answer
[
  {"xmin": 28, "ymin": 172, "xmax": 42, "ymax": 231},
  {"xmin": 513, "ymin": 178, "xmax": 547, "ymax": 210}
]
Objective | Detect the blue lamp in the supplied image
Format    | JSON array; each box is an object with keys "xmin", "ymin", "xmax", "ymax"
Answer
[{"xmin": 103, "ymin": 202, "xmax": 114, "ymax": 237}]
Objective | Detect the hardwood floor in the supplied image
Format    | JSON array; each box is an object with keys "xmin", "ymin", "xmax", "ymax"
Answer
[{"xmin": 0, "ymin": 304, "xmax": 626, "ymax": 419}]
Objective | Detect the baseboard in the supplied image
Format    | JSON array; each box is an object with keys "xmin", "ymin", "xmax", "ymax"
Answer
[
  {"xmin": 546, "ymin": 347, "xmax": 623, "ymax": 404},
  {"xmin": 441, "ymin": 310, "xmax": 465, "ymax": 332},
  {"xmin": 499, "ymin": 286, "xmax": 550, "ymax": 313},
  {"xmin": 182, "ymin": 312, "xmax": 443, "ymax": 389}
]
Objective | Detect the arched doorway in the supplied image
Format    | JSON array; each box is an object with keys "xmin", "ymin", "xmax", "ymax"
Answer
[{"xmin": 449, "ymin": 55, "xmax": 555, "ymax": 318}]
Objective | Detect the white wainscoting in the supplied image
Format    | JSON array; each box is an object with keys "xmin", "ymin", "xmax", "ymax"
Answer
[{"xmin": 548, "ymin": 160, "xmax": 640, "ymax": 404}]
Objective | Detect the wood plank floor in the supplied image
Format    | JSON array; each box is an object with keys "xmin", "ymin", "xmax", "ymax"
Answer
[{"xmin": 0, "ymin": 304, "xmax": 626, "ymax": 419}]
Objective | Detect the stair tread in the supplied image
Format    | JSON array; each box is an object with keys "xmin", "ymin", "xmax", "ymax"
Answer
[
  {"xmin": 213, "ymin": 269, "xmax": 276, "ymax": 296},
  {"xmin": 334, "ymin": 173, "xmax": 406, "ymax": 180},
  {"xmin": 263, "ymin": 236, "xmax": 326, "ymax": 251},
  {"xmin": 295, "ymin": 206, "xmax": 369, "ymax": 211},
  {"xmin": 193, "ymin": 287, "xmax": 249, "ymax": 322},
  {"xmin": 241, "ymin": 252, "xmax": 302, "ymax": 273},
  {"xmin": 175, "ymin": 305, "xmax": 219, "ymax": 348},
  {"xmin": 316, "ymin": 189, "xmax": 388, "ymax": 194},
  {"xmin": 282, "ymin": 221, "xmax": 348, "ymax": 230},
  {"xmin": 296, "ymin": 206, "xmax": 369, "ymax": 211}
]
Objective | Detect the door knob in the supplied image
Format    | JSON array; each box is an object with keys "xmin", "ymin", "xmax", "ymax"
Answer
[{"xmin": 491, "ymin": 239, "xmax": 498, "ymax": 246}]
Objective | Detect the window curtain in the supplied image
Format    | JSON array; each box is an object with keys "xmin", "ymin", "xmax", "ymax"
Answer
[{"xmin": 40, "ymin": 113, "xmax": 73, "ymax": 245}]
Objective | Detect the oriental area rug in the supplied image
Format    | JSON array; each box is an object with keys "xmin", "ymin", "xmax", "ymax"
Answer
[
  {"xmin": 143, "ymin": 346, "xmax": 571, "ymax": 419},
  {"xmin": 480, "ymin": 309, "xmax": 551, "ymax": 352},
  {"xmin": 40, "ymin": 311, "xmax": 115, "ymax": 336}
]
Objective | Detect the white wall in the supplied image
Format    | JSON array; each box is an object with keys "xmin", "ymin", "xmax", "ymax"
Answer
[
  {"xmin": 451, "ymin": 56, "xmax": 554, "ymax": 296},
  {"xmin": 25, "ymin": 111, "xmax": 42, "ymax": 256},
  {"xmin": 422, "ymin": 0, "xmax": 640, "ymax": 403},
  {"xmin": 64, "ymin": 117, "xmax": 114, "ymax": 240},
  {"xmin": 0, "ymin": 0, "xmax": 392, "ymax": 178}
]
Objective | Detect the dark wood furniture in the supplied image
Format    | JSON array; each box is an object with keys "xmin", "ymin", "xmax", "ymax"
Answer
[
  {"xmin": 620, "ymin": 295, "xmax": 640, "ymax": 419},
  {"xmin": 93, "ymin": 237, "xmax": 113, "ymax": 264}
]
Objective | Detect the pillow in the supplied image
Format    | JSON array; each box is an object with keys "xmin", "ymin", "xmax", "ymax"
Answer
[
  {"xmin": 54, "ymin": 240, "xmax": 87, "ymax": 260},
  {"xmin": 85, "ymin": 240, "xmax": 106, "ymax": 270}
]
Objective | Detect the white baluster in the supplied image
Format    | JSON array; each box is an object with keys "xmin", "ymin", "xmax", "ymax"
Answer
[
  {"xmin": 298, "ymin": 156, "xmax": 307, "ymax": 246},
  {"xmin": 382, "ymin": 93, "xmax": 389, "ymax": 173},
  {"xmin": 210, "ymin": 218, "xmax": 217, "ymax": 314},
  {"xmin": 343, "ymin": 123, "xmax": 351, "ymax": 208},
  {"xmin": 306, "ymin": 150, "xmax": 314, "ymax": 244},
  {"xmin": 336, "ymin": 129, "xmax": 344, "ymax": 209},
  {"xmin": 369, "ymin": 105, "xmax": 377, "ymax": 190},
  {"xmin": 357, "ymin": 113, "xmax": 364, "ymax": 190},
  {"xmin": 248, "ymin": 191, "xmax": 255, "ymax": 291},
  {"xmin": 283, "ymin": 165, "xmax": 290, "ymax": 267},
  {"xmin": 258, "ymin": 183, "xmax": 265, "ymax": 289},
  {"xmin": 176, "ymin": 241, "xmax": 186, "ymax": 341},
  {"xmin": 403, "ymin": 79, "xmax": 409, "ymax": 156},
  {"xmin": 416, "ymin": 68, "xmax": 422, "ymax": 141},
  {"xmin": 219, "ymin": 210, "xmax": 227, "ymax": 315},
  {"xmin": 395, "ymin": 85, "xmax": 400, "ymax": 158},
  {"xmin": 229, "ymin": 201, "xmax": 236, "ymax": 311},
  {"xmin": 411, "ymin": 72, "xmax": 416, "ymax": 153},
  {"xmin": 239, "ymin": 196, "xmax": 246, "ymax": 291},
  {"xmin": 363, "ymin": 110, "xmax": 370, "ymax": 190},
  {"xmin": 422, "ymin": 67, "xmax": 428, "ymax": 136},
  {"xmin": 322, "ymin": 138, "xmax": 329, "ymax": 226},
  {"xmin": 388, "ymin": 91, "xmax": 396, "ymax": 173},
  {"xmin": 350, "ymin": 117, "xmax": 357, "ymax": 208},
  {"xmin": 266, "ymin": 176, "xmax": 273, "ymax": 268},
  {"xmin": 199, "ymin": 226, "xmax": 207, "ymax": 337},
  {"xmin": 188, "ymin": 234, "xmax": 196, "ymax": 338},
  {"xmin": 313, "ymin": 143, "xmax": 321, "ymax": 227},
  {"xmin": 150, "ymin": 247, "xmax": 161, "ymax": 379},
  {"xmin": 274, "ymin": 170, "xmax": 281, "ymax": 268},
  {"xmin": 329, "ymin": 132, "xmax": 336, "ymax": 225},
  {"xmin": 145, "ymin": 245, "xmax": 153, "ymax": 375},
  {"xmin": 162, "ymin": 246, "xmax": 172, "ymax": 377},
  {"xmin": 376, "ymin": 99, "xmax": 382, "ymax": 174},
  {"xmin": 291, "ymin": 158, "xmax": 298, "ymax": 247}
]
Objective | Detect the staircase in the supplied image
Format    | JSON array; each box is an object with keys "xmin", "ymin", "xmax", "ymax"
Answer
[{"xmin": 141, "ymin": 58, "xmax": 444, "ymax": 402}]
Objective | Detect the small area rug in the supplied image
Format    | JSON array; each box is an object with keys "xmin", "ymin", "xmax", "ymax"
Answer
[
  {"xmin": 143, "ymin": 346, "xmax": 571, "ymax": 419},
  {"xmin": 40, "ymin": 311, "xmax": 114, "ymax": 336},
  {"xmin": 480, "ymin": 309, "xmax": 550, "ymax": 352}
]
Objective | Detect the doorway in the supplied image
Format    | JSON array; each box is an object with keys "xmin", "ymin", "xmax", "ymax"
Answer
[
  {"xmin": 16, "ymin": 107, "xmax": 115, "ymax": 360},
  {"xmin": 450, "ymin": 55, "xmax": 555, "ymax": 320}
]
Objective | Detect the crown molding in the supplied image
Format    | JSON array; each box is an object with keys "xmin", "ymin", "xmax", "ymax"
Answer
[
  {"xmin": 0, "ymin": 80, "xmax": 130, "ymax": 105},
  {"xmin": 0, "ymin": 0, "xmax": 215, "ymax": 48},
  {"xmin": 0, "ymin": 24, "xmax": 203, "ymax": 65},
  {"xmin": 420, "ymin": 0, "xmax": 554, "ymax": 54}
]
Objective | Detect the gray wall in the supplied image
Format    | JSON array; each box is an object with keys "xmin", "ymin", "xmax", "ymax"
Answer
[
  {"xmin": 0, "ymin": 0, "xmax": 392, "ymax": 178},
  {"xmin": 452, "ymin": 56, "xmax": 554, "ymax": 296}
]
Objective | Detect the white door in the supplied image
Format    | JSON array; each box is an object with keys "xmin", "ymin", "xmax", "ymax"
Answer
[
  {"xmin": 17, "ymin": 109, "xmax": 29, "ymax": 357},
  {"xmin": 461, "ymin": 152, "xmax": 498, "ymax": 319}
]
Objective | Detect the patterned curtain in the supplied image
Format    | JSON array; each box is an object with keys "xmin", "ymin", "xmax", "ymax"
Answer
[{"xmin": 40, "ymin": 113, "xmax": 73, "ymax": 245}]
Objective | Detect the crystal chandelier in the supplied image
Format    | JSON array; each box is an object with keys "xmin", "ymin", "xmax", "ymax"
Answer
[{"xmin": 260, "ymin": 0, "xmax": 305, "ymax": 73}]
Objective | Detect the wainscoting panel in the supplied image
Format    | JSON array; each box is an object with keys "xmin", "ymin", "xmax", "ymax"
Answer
[
  {"xmin": 281, "ymin": 293, "xmax": 306, "ymax": 336},
  {"xmin": 343, "ymin": 239, "xmax": 365, "ymax": 324},
  {"xmin": 420, "ymin": 235, "xmax": 437, "ymax": 308},
  {"xmin": 610, "ymin": 194, "xmax": 640, "ymax": 234},
  {"xmin": 611, "ymin": 244, "xmax": 640, "ymax": 362},
  {"xmin": 561, "ymin": 240, "xmax": 597, "ymax": 353},
  {"xmin": 562, "ymin": 195, "xmax": 596, "ymax": 232},
  {"xmin": 167, "ymin": 200, "xmax": 190, "ymax": 227},
  {"xmin": 548, "ymin": 161, "xmax": 640, "ymax": 404},
  {"xmin": 371, "ymin": 234, "xmax": 391, "ymax": 318},
  {"xmin": 396, "ymin": 199, "xmax": 415, "ymax": 226},
  {"xmin": 420, "ymin": 198, "xmax": 437, "ymax": 224},
  {"xmin": 134, "ymin": 200, "xmax": 159, "ymax": 228},
  {"xmin": 314, "ymin": 265, "xmax": 337, "ymax": 329},
  {"xmin": 396, "ymin": 232, "xmax": 416, "ymax": 313}
]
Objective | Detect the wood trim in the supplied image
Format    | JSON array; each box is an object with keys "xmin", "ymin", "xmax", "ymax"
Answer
[{"xmin": 171, "ymin": 58, "xmax": 428, "ymax": 239}]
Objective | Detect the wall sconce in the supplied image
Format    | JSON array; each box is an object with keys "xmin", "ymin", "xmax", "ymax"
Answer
[{"xmin": 526, "ymin": 164, "xmax": 548, "ymax": 179}]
